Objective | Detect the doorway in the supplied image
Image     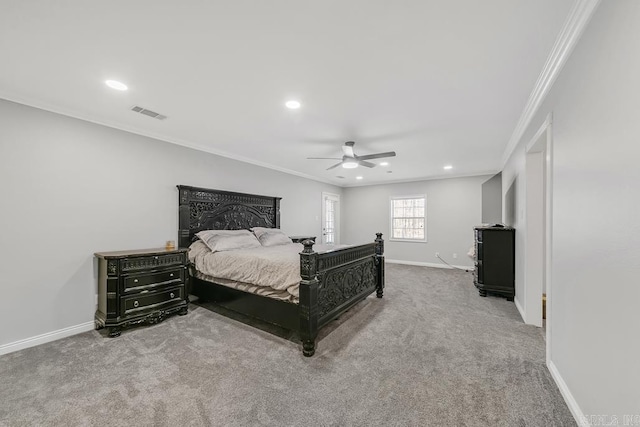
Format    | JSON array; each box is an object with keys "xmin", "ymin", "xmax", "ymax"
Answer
[
  {"xmin": 524, "ymin": 113, "xmax": 553, "ymax": 360},
  {"xmin": 525, "ymin": 150, "xmax": 544, "ymax": 327},
  {"xmin": 321, "ymin": 192, "xmax": 340, "ymax": 244}
]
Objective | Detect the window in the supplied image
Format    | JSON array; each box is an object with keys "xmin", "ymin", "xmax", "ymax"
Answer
[{"xmin": 390, "ymin": 195, "xmax": 426, "ymax": 241}]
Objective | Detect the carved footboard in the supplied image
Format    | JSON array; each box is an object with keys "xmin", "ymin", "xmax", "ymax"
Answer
[{"xmin": 299, "ymin": 233, "xmax": 385, "ymax": 357}]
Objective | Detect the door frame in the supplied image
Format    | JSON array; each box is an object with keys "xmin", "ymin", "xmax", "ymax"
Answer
[
  {"xmin": 321, "ymin": 192, "xmax": 340, "ymax": 245},
  {"xmin": 524, "ymin": 112, "xmax": 554, "ymax": 363}
]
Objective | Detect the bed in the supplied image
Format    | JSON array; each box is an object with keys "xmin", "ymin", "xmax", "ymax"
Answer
[{"xmin": 177, "ymin": 185, "xmax": 385, "ymax": 356}]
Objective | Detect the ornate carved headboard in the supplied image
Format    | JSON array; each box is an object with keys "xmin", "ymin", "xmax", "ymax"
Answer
[{"xmin": 177, "ymin": 185, "xmax": 281, "ymax": 248}]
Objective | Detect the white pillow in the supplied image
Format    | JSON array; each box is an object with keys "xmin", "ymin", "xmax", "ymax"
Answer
[
  {"xmin": 259, "ymin": 232, "xmax": 293, "ymax": 247},
  {"xmin": 251, "ymin": 227, "xmax": 276, "ymax": 239},
  {"xmin": 196, "ymin": 229, "xmax": 261, "ymax": 252},
  {"xmin": 251, "ymin": 227, "xmax": 293, "ymax": 247}
]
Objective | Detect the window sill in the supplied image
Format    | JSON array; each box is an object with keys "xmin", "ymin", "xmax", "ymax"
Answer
[{"xmin": 389, "ymin": 238, "xmax": 428, "ymax": 243}]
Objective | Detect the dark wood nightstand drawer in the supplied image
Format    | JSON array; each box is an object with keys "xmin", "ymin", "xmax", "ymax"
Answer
[
  {"xmin": 123, "ymin": 268, "xmax": 184, "ymax": 292},
  {"xmin": 121, "ymin": 286, "xmax": 184, "ymax": 316},
  {"xmin": 120, "ymin": 253, "xmax": 185, "ymax": 272}
]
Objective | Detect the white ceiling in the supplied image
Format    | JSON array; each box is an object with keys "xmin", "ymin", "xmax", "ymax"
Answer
[{"xmin": 0, "ymin": 0, "xmax": 574, "ymax": 186}]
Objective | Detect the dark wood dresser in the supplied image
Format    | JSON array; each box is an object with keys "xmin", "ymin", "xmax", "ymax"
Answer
[
  {"xmin": 474, "ymin": 226, "xmax": 515, "ymax": 301},
  {"xmin": 95, "ymin": 248, "xmax": 189, "ymax": 337}
]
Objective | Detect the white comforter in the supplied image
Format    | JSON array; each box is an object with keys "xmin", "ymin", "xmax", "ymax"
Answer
[{"xmin": 189, "ymin": 240, "xmax": 345, "ymax": 298}]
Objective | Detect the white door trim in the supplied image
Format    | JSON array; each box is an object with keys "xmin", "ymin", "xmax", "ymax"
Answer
[
  {"xmin": 321, "ymin": 192, "xmax": 340, "ymax": 245},
  {"xmin": 524, "ymin": 151, "xmax": 544, "ymax": 327},
  {"xmin": 525, "ymin": 113, "xmax": 554, "ymax": 364}
]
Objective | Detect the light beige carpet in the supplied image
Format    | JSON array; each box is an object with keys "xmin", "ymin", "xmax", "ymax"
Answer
[{"xmin": 0, "ymin": 264, "xmax": 575, "ymax": 426}]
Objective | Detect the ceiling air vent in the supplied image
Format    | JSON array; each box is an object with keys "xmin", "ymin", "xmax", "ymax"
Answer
[{"xmin": 131, "ymin": 105, "xmax": 167, "ymax": 120}]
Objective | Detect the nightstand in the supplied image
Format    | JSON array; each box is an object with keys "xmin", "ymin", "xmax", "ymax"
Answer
[
  {"xmin": 290, "ymin": 236, "xmax": 316, "ymax": 243},
  {"xmin": 94, "ymin": 248, "xmax": 189, "ymax": 337}
]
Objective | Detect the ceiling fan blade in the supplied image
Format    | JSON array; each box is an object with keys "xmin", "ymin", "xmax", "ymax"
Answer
[
  {"xmin": 307, "ymin": 157, "xmax": 343, "ymax": 160},
  {"xmin": 356, "ymin": 151, "xmax": 396, "ymax": 161},
  {"xmin": 342, "ymin": 142, "xmax": 355, "ymax": 158},
  {"xmin": 326, "ymin": 162, "xmax": 343, "ymax": 170},
  {"xmin": 359, "ymin": 160, "xmax": 376, "ymax": 168}
]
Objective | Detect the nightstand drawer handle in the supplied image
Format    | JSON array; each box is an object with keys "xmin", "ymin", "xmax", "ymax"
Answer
[
  {"xmin": 169, "ymin": 273, "xmax": 174, "ymax": 277},
  {"xmin": 133, "ymin": 300, "xmax": 139, "ymax": 308},
  {"xmin": 170, "ymin": 292, "xmax": 175, "ymax": 299},
  {"xmin": 134, "ymin": 279, "xmax": 139, "ymax": 283}
]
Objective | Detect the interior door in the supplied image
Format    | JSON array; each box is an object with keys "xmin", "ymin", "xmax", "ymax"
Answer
[{"xmin": 321, "ymin": 192, "xmax": 340, "ymax": 244}]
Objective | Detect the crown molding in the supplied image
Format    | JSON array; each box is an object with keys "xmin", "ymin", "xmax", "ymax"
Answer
[
  {"xmin": 501, "ymin": 0, "xmax": 601, "ymax": 167},
  {"xmin": 341, "ymin": 170, "xmax": 499, "ymax": 188},
  {"xmin": 1, "ymin": 93, "xmax": 500, "ymax": 189},
  {"xmin": 0, "ymin": 93, "xmax": 337, "ymax": 187}
]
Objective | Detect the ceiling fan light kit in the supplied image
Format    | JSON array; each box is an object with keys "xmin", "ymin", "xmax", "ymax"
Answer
[{"xmin": 307, "ymin": 140, "xmax": 396, "ymax": 171}]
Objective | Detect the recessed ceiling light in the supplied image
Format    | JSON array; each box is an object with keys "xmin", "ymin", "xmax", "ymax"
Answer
[
  {"xmin": 380, "ymin": 162, "xmax": 389, "ymax": 166},
  {"xmin": 105, "ymin": 80, "xmax": 128, "ymax": 91},
  {"xmin": 356, "ymin": 176, "xmax": 363, "ymax": 180},
  {"xmin": 285, "ymin": 100, "xmax": 301, "ymax": 109},
  {"xmin": 342, "ymin": 161, "xmax": 358, "ymax": 169},
  {"xmin": 444, "ymin": 165, "xmax": 453, "ymax": 170}
]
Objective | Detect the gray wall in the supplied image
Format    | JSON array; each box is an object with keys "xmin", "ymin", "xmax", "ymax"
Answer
[
  {"xmin": 481, "ymin": 173, "xmax": 502, "ymax": 224},
  {"xmin": 502, "ymin": 2, "xmax": 640, "ymax": 418},
  {"xmin": 342, "ymin": 176, "xmax": 489, "ymax": 267},
  {"xmin": 0, "ymin": 99, "xmax": 342, "ymax": 347}
]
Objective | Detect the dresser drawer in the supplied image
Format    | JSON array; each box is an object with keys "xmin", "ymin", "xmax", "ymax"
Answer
[
  {"xmin": 120, "ymin": 253, "xmax": 185, "ymax": 272},
  {"xmin": 121, "ymin": 286, "xmax": 184, "ymax": 316},
  {"xmin": 475, "ymin": 261, "xmax": 483, "ymax": 284},
  {"xmin": 123, "ymin": 268, "xmax": 184, "ymax": 292}
]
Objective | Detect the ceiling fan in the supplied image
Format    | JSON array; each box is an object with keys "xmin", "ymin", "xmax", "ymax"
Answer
[{"xmin": 307, "ymin": 141, "xmax": 396, "ymax": 170}]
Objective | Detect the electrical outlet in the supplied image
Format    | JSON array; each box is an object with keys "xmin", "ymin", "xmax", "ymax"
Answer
[
  {"xmin": 435, "ymin": 252, "xmax": 440, "ymax": 257},
  {"xmin": 453, "ymin": 253, "xmax": 458, "ymax": 259}
]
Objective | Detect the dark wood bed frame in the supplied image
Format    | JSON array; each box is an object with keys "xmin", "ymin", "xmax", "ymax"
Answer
[{"xmin": 177, "ymin": 185, "xmax": 385, "ymax": 356}]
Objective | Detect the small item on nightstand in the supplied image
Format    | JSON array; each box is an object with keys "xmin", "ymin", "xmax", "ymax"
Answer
[{"xmin": 165, "ymin": 240, "xmax": 175, "ymax": 250}]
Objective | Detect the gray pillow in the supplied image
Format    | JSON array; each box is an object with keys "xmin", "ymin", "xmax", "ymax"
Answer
[
  {"xmin": 196, "ymin": 229, "xmax": 261, "ymax": 252},
  {"xmin": 258, "ymin": 232, "xmax": 293, "ymax": 247},
  {"xmin": 251, "ymin": 227, "xmax": 275, "ymax": 239},
  {"xmin": 251, "ymin": 227, "xmax": 293, "ymax": 247}
]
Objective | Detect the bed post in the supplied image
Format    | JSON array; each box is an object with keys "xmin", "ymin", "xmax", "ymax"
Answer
[
  {"xmin": 375, "ymin": 233, "xmax": 385, "ymax": 298},
  {"xmin": 177, "ymin": 186, "xmax": 191, "ymax": 249},
  {"xmin": 299, "ymin": 239, "xmax": 319, "ymax": 357}
]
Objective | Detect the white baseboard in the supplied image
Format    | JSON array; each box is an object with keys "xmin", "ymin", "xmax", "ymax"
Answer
[
  {"xmin": 0, "ymin": 321, "xmax": 95, "ymax": 356},
  {"xmin": 386, "ymin": 259, "xmax": 473, "ymax": 271},
  {"xmin": 514, "ymin": 297, "xmax": 526, "ymax": 323},
  {"xmin": 548, "ymin": 360, "xmax": 587, "ymax": 426}
]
